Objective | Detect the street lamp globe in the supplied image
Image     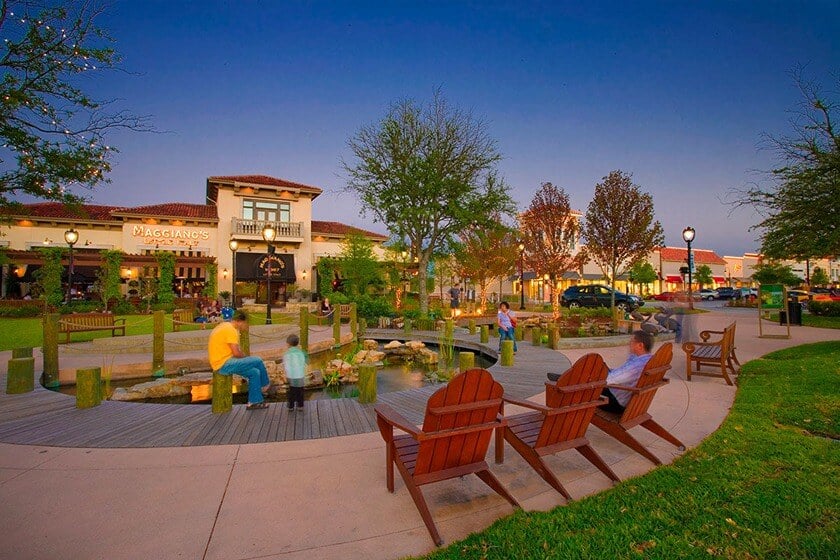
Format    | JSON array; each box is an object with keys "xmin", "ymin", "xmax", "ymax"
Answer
[
  {"xmin": 228, "ymin": 238, "xmax": 238, "ymax": 252},
  {"xmin": 682, "ymin": 226, "xmax": 695, "ymax": 243},
  {"xmin": 64, "ymin": 228, "xmax": 78, "ymax": 246},
  {"xmin": 262, "ymin": 224, "xmax": 276, "ymax": 243}
]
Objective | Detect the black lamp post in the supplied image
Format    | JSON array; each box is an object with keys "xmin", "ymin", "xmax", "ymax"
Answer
[
  {"xmin": 518, "ymin": 242, "xmax": 525, "ymax": 310},
  {"xmin": 682, "ymin": 226, "xmax": 696, "ymax": 310},
  {"xmin": 262, "ymin": 224, "xmax": 276, "ymax": 324},
  {"xmin": 64, "ymin": 228, "xmax": 78, "ymax": 303},
  {"xmin": 228, "ymin": 238, "xmax": 238, "ymax": 308}
]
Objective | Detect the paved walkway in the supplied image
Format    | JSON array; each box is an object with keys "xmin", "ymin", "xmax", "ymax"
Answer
[{"xmin": 0, "ymin": 308, "xmax": 837, "ymax": 559}]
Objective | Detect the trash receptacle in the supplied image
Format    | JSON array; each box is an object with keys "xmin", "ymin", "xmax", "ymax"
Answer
[
  {"xmin": 786, "ymin": 297, "xmax": 802, "ymax": 325},
  {"xmin": 779, "ymin": 310, "xmax": 787, "ymax": 325}
]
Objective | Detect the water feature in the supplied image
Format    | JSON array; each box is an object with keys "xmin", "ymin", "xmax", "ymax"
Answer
[{"xmin": 51, "ymin": 343, "xmax": 494, "ymax": 405}]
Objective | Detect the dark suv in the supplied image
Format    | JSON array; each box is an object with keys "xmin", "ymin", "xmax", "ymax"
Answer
[
  {"xmin": 561, "ymin": 285, "xmax": 643, "ymax": 311},
  {"xmin": 715, "ymin": 287, "xmax": 737, "ymax": 299}
]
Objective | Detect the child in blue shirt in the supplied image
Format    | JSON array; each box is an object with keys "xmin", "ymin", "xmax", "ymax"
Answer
[{"xmin": 283, "ymin": 334, "xmax": 307, "ymax": 410}]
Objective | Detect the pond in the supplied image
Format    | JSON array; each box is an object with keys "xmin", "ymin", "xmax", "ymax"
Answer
[{"xmin": 51, "ymin": 343, "xmax": 495, "ymax": 405}]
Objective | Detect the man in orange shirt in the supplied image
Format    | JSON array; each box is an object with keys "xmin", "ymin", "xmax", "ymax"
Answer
[{"xmin": 208, "ymin": 310, "xmax": 270, "ymax": 410}]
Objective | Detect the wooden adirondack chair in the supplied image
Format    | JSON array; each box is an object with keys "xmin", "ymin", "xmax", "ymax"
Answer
[
  {"xmin": 591, "ymin": 343, "xmax": 685, "ymax": 465},
  {"xmin": 496, "ymin": 353, "xmax": 620, "ymax": 499},
  {"xmin": 374, "ymin": 368, "xmax": 520, "ymax": 546}
]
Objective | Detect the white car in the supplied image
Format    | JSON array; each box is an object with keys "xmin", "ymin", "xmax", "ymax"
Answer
[{"xmin": 698, "ymin": 289, "xmax": 719, "ymax": 301}]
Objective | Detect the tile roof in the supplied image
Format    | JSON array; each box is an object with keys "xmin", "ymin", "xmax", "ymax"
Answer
[
  {"xmin": 3, "ymin": 202, "xmax": 123, "ymax": 221},
  {"xmin": 111, "ymin": 203, "xmax": 218, "ymax": 220},
  {"xmin": 658, "ymin": 247, "xmax": 727, "ymax": 265},
  {"xmin": 208, "ymin": 175, "xmax": 323, "ymax": 193},
  {"xmin": 311, "ymin": 220, "xmax": 388, "ymax": 240}
]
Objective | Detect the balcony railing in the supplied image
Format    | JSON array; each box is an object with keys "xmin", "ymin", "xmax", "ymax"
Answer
[{"xmin": 231, "ymin": 218, "xmax": 303, "ymax": 240}]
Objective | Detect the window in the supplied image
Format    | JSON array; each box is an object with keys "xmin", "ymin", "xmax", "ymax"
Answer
[{"xmin": 242, "ymin": 199, "xmax": 291, "ymax": 223}]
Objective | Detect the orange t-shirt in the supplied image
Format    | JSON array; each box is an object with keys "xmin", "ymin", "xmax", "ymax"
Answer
[{"xmin": 208, "ymin": 322, "xmax": 239, "ymax": 371}]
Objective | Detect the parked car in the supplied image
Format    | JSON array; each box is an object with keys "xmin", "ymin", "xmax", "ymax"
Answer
[
  {"xmin": 737, "ymin": 288, "xmax": 758, "ymax": 300},
  {"xmin": 651, "ymin": 291, "xmax": 676, "ymax": 301},
  {"xmin": 698, "ymin": 289, "xmax": 719, "ymax": 301},
  {"xmin": 651, "ymin": 291, "xmax": 701, "ymax": 302},
  {"xmin": 715, "ymin": 287, "xmax": 737, "ymax": 299},
  {"xmin": 561, "ymin": 284, "xmax": 643, "ymax": 311}
]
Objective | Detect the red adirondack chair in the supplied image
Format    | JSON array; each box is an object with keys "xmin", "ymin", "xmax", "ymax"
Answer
[
  {"xmin": 591, "ymin": 343, "xmax": 685, "ymax": 465},
  {"xmin": 497, "ymin": 353, "xmax": 620, "ymax": 499},
  {"xmin": 374, "ymin": 368, "xmax": 520, "ymax": 546}
]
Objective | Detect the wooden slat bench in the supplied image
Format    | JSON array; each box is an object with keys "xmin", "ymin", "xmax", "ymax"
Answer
[
  {"xmin": 172, "ymin": 308, "xmax": 196, "ymax": 331},
  {"xmin": 58, "ymin": 313, "xmax": 126, "ymax": 343},
  {"xmin": 681, "ymin": 322, "xmax": 739, "ymax": 385}
]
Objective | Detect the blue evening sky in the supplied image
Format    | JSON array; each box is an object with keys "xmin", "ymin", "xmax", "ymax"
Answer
[{"xmin": 70, "ymin": 1, "xmax": 839, "ymax": 256}]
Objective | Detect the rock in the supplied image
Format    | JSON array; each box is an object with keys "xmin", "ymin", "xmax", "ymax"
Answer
[
  {"xmin": 308, "ymin": 369, "xmax": 324, "ymax": 387},
  {"xmin": 384, "ymin": 340, "xmax": 403, "ymax": 350},
  {"xmin": 417, "ymin": 348, "xmax": 439, "ymax": 365},
  {"xmin": 265, "ymin": 360, "xmax": 279, "ymax": 375},
  {"xmin": 109, "ymin": 379, "xmax": 191, "ymax": 401},
  {"xmin": 352, "ymin": 350, "xmax": 369, "ymax": 364},
  {"xmin": 365, "ymin": 350, "xmax": 385, "ymax": 363},
  {"xmin": 362, "ymin": 339, "xmax": 379, "ymax": 350},
  {"xmin": 405, "ymin": 340, "xmax": 426, "ymax": 350}
]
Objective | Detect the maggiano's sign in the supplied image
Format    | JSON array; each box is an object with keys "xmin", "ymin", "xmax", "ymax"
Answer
[{"xmin": 131, "ymin": 225, "xmax": 211, "ymax": 247}]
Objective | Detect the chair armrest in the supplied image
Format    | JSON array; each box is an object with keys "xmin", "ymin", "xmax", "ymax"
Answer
[
  {"xmin": 544, "ymin": 380, "xmax": 605, "ymax": 393},
  {"xmin": 606, "ymin": 380, "xmax": 669, "ymax": 393},
  {"xmin": 114, "ymin": 318, "xmax": 127, "ymax": 325},
  {"xmin": 374, "ymin": 404, "xmax": 421, "ymax": 437},
  {"xmin": 699, "ymin": 329, "xmax": 724, "ymax": 342},
  {"xmin": 503, "ymin": 395, "xmax": 551, "ymax": 413}
]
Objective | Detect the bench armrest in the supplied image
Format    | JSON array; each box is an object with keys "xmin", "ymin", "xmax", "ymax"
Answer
[
  {"xmin": 699, "ymin": 329, "xmax": 724, "ymax": 342},
  {"xmin": 114, "ymin": 318, "xmax": 126, "ymax": 326},
  {"xmin": 374, "ymin": 403, "xmax": 421, "ymax": 438},
  {"xmin": 682, "ymin": 340, "xmax": 724, "ymax": 353}
]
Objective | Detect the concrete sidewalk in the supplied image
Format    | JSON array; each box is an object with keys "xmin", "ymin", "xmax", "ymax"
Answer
[{"xmin": 0, "ymin": 308, "xmax": 837, "ymax": 559}]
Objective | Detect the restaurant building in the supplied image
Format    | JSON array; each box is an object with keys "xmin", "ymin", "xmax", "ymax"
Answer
[{"xmin": 0, "ymin": 175, "xmax": 388, "ymax": 304}]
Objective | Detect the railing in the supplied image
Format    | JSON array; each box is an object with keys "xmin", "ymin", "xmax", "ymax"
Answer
[{"xmin": 230, "ymin": 218, "xmax": 303, "ymax": 239}]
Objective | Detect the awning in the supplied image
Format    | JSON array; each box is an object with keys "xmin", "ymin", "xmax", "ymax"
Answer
[
  {"xmin": 562, "ymin": 271, "xmax": 581, "ymax": 280},
  {"xmin": 713, "ymin": 276, "xmax": 726, "ymax": 283},
  {"xmin": 582, "ymin": 273, "xmax": 606, "ymax": 280},
  {"xmin": 235, "ymin": 252, "xmax": 297, "ymax": 282},
  {"xmin": 665, "ymin": 275, "xmax": 683, "ymax": 283}
]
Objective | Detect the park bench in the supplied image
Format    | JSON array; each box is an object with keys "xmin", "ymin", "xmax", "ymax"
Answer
[
  {"xmin": 58, "ymin": 313, "xmax": 126, "ymax": 343},
  {"xmin": 681, "ymin": 322, "xmax": 739, "ymax": 386},
  {"xmin": 172, "ymin": 308, "xmax": 196, "ymax": 331}
]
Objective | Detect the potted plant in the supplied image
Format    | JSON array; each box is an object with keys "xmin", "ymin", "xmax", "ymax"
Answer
[{"xmin": 219, "ymin": 290, "xmax": 231, "ymax": 306}]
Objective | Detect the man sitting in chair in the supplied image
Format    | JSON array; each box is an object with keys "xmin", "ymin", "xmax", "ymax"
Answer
[
  {"xmin": 599, "ymin": 330, "xmax": 654, "ymax": 413},
  {"xmin": 547, "ymin": 329, "xmax": 654, "ymax": 413}
]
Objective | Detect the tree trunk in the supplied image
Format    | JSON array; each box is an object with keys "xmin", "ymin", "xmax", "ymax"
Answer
[{"xmin": 418, "ymin": 253, "xmax": 430, "ymax": 315}]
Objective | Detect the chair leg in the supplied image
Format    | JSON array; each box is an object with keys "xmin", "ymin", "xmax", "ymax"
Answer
[
  {"xmin": 591, "ymin": 416, "xmax": 662, "ymax": 465},
  {"xmin": 385, "ymin": 442, "xmax": 394, "ymax": 493},
  {"xmin": 719, "ymin": 360, "xmax": 733, "ymax": 385},
  {"xmin": 576, "ymin": 443, "xmax": 620, "ymax": 483},
  {"xmin": 475, "ymin": 469, "xmax": 521, "ymax": 509},
  {"xmin": 395, "ymin": 462, "xmax": 443, "ymax": 546},
  {"xmin": 504, "ymin": 430, "xmax": 571, "ymax": 500},
  {"xmin": 639, "ymin": 418, "xmax": 686, "ymax": 451},
  {"xmin": 685, "ymin": 354, "xmax": 693, "ymax": 382},
  {"xmin": 495, "ymin": 426, "xmax": 505, "ymax": 464}
]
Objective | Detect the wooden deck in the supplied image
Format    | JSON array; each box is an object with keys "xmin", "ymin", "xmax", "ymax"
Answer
[{"xmin": 0, "ymin": 330, "xmax": 570, "ymax": 448}]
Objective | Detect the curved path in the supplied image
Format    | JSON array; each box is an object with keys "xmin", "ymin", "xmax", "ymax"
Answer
[{"xmin": 1, "ymin": 307, "xmax": 837, "ymax": 560}]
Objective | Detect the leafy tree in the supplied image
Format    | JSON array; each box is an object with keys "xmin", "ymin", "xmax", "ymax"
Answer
[
  {"xmin": 752, "ymin": 262, "xmax": 803, "ymax": 286},
  {"xmin": 628, "ymin": 260, "xmax": 658, "ymax": 295},
  {"xmin": 731, "ymin": 68, "xmax": 839, "ymax": 260},
  {"xmin": 154, "ymin": 251, "xmax": 175, "ymax": 303},
  {"xmin": 32, "ymin": 247, "xmax": 64, "ymax": 306},
  {"xmin": 581, "ymin": 171, "xmax": 664, "ymax": 314},
  {"xmin": 98, "ymin": 249, "xmax": 122, "ymax": 309},
  {"xmin": 520, "ymin": 182, "xmax": 585, "ymax": 318},
  {"xmin": 0, "ymin": 0, "xmax": 151, "ymax": 210},
  {"xmin": 202, "ymin": 263, "xmax": 217, "ymax": 298},
  {"xmin": 811, "ymin": 266, "xmax": 830, "ymax": 287},
  {"xmin": 343, "ymin": 90, "xmax": 516, "ymax": 314},
  {"xmin": 337, "ymin": 232, "xmax": 382, "ymax": 296},
  {"xmin": 454, "ymin": 219, "xmax": 518, "ymax": 311},
  {"xmin": 694, "ymin": 264, "xmax": 713, "ymax": 288}
]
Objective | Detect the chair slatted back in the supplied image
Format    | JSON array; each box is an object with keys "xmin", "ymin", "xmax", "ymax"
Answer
[
  {"xmin": 540, "ymin": 353, "xmax": 608, "ymax": 448},
  {"xmin": 414, "ymin": 368, "xmax": 503, "ymax": 476},
  {"xmin": 620, "ymin": 343, "xmax": 673, "ymax": 422}
]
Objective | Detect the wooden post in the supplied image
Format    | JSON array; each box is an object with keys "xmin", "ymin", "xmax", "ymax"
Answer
[
  {"xmin": 152, "ymin": 310, "xmax": 165, "ymax": 376},
  {"xmin": 333, "ymin": 308, "xmax": 341, "ymax": 346},
  {"xmin": 299, "ymin": 307, "xmax": 309, "ymax": 352},
  {"xmin": 350, "ymin": 303, "xmax": 358, "ymax": 339},
  {"xmin": 358, "ymin": 364, "xmax": 377, "ymax": 404},
  {"xmin": 240, "ymin": 329, "xmax": 250, "ymax": 356},
  {"xmin": 358, "ymin": 317, "xmax": 367, "ymax": 337},
  {"xmin": 458, "ymin": 351, "xmax": 475, "ymax": 373},
  {"xmin": 403, "ymin": 318, "xmax": 412, "ymax": 335},
  {"xmin": 468, "ymin": 319, "xmax": 476, "ymax": 334},
  {"xmin": 42, "ymin": 313, "xmax": 60, "ymax": 388},
  {"xmin": 515, "ymin": 325, "xmax": 524, "ymax": 341},
  {"xmin": 6, "ymin": 357, "xmax": 35, "ymax": 394},
  {"xmin": 212, "ymin": 371, "xmax": 233, "ymax": 413},
  {"xmin": 480, "ymin": 325, "xmax": 489, "ymax": 343},
  {"xmin": 548, "ymin": 327, "xmax": 559, "ymax": 350},
  {"xmin": 76, "ymin": 367, "xmax": 101, "ymax": 409},
  {"xmin": 532, "ymin": 326, "xmax": 542, "ymax": 346},
  {"xmin": 12, "ymin": 347, "xmax": 33, "ymax": 359},
  {"xmin": 501, "ymin": 340, "xmax": 514, "ymax": 366},
  {"xmin": 445, "ymin": 319, "xmax": 454, "ymax": 339}
]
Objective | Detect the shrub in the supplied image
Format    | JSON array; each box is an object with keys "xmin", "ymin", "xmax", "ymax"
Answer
[
  {"xmin": 809, "ymin": 300, "xmax": 840, "ymax": 317},
  {"xmin": 59, "ymin": 301, "xmax": 102, "ymax": 314},
  {"xmin": 0, "ymin": 305, "xmax": 42, "ymax": 318},
  {"xmin": 150, "ymin": 302, "xmax": 176, "ymax": 313},
  {"xmin": 353, "ymin": 294, "xmax": 394, "ymax": 321},
  {"xmin": 112, "ymin": 300, "xmax": 137, "ymax": 315}
]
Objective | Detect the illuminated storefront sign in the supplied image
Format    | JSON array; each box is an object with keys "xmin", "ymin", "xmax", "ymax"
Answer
[{"xmin": 130, "ymin": 225, "xmax": 210, "ymax": 247}]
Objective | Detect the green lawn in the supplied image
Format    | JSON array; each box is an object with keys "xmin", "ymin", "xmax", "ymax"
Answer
[
  {"xmin": 0, "ymin": 311, "xmax": 295, "ymax": 352},
  {"xmin": 416, "ymin": 341, "xmax": 840, "ymax": 559},
  {"xmin": 767, "ymin": 312, "xmax": 840, "ymax": 330}
]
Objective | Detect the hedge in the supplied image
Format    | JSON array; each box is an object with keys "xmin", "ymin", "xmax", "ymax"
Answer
[{"xmin": 809, "ymin": 300, "xmax": 840, "ymax": 317}]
